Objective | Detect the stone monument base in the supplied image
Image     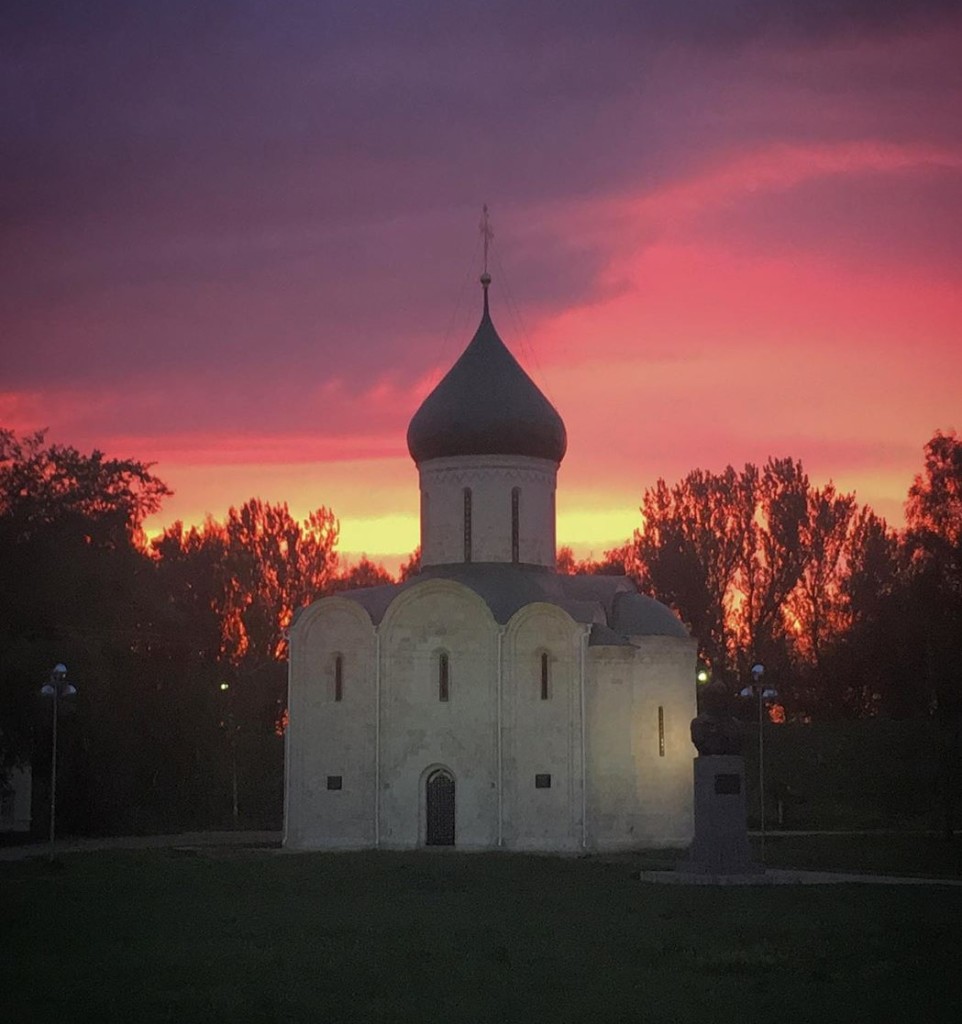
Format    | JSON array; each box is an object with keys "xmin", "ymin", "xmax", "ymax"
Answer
[{"xmin": 682, "ymin": 755, "xmax": 762, "ymax": 875}]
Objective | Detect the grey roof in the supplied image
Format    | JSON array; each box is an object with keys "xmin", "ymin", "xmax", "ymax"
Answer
[
  {"xmin": 325, "ymin": 563, "xmax": 689, "ymax": 644},
  {"xmin": 588, "ymin": 623, "xmax": 635, "ymax": 647},
  {"xmin": 611, "ymin": 590, "xmax": 690, "ymax": 640},
  {"xmin": 406, "ymin": 295, "xmax": 567, "ymax": 465}
]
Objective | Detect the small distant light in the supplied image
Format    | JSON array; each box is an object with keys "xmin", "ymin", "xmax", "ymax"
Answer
[
  {"xmin": 738, "ymin": 687, "xmax": 753, "ymax": 698},
  {"xmin": 40, "ymin": 684, "xmax": 57, "ymax": 698},
  {"xmin": 219, "ymin": 682, "xmax": 230, "ymax": 691},
  {"xmin": 696, "ymin": 669, "xmax": 709, "ymax": 683}
]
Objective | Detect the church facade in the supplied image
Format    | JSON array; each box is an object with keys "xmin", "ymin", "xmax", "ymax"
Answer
[{"xmin": 284, "ymin": 278, "xmax": 697, "ymax": 852}]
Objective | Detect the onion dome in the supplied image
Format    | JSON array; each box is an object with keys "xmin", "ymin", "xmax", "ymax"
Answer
[{"xmin": 407, "ymin": 284, "xmax": 567, "ymax": 465}]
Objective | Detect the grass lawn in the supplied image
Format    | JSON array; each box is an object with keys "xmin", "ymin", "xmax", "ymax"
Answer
[
  {"xmin": 755, "ymin": 832, "xmax": 962, "ymax": 877},
  {"xmin": 3, "ymin": 850, "xmax": 961, "ymax": 1023}
]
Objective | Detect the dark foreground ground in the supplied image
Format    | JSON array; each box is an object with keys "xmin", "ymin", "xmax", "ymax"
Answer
[{"xmin": 3, "ymin": 846, "xmax": 961, "ymax": 1024}]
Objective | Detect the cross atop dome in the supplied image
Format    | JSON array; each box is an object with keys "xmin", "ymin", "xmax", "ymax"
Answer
[
  {"xmin": 480, "ymin": 204, "xmax": 494, "ymax": 311},
  {"xmin": 406, "ymin": 211, "xmax": 567, "ymax": 467}
]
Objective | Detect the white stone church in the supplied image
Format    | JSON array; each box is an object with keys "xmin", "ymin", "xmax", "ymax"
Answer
[{"xmin": 284, "ymin": 274, "xmax": 697, "ymax": 852}]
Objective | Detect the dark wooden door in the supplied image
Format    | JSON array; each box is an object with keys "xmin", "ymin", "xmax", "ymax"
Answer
[{"xmin": 426, "ymin": 770, "xmax": 455, "ymax": 846}]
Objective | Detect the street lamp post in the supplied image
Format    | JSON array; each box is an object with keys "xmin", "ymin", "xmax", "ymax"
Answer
[
  {"xmin": 740, "ymin": 663, "xmax": 777, "ymax": 863},
  {"xmin": 40, "ymin": 663, "xmax": 77, "ymax": 860},
  {"xmin": 219, "ymin": 681, "xmax": 239, "ymax": 827}
]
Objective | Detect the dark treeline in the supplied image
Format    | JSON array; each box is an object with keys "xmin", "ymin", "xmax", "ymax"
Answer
[
  {"xmin": 560, "ymin": 435, "xmax": 962, "ymax": 725},
  {"xmin": 0, "ymin": 429, "xmax": 343, "ymax": 835},
  {"xmin": 2, "ymin": 427, "xmax": 960, "ymax": 835}
]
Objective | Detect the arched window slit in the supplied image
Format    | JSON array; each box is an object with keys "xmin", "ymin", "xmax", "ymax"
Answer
[{"xmin": 439, "ymin": 652, "xmax": 450, "ymax": 702}]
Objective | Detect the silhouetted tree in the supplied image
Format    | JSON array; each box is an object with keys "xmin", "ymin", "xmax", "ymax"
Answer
[
  {"xmin": 398, "ymin": 546, "xmax": 421, "ymax": 580},
  {"xmin": 789, "ymin": 504, "xmax": 899, "ymax": 717},
  {"xmin": 556, "ymin": 545, "xmax": 627, "ymax": 576},
  {"xmin": 627, "ymin": 466, "xmax": 751, "ymax": 681},
  {"xmin": 218, "ymin": 499, "xmax": 339, "ymax": 665},
  {"xmin": 785, "ymin": 482, "xmax": 857, "ymax": 673},
  {"xmin": 731, "ymin": 459, "xmax": 810, "ymax": 678},
  {"xmin": 904, "ymin": 430, "xmax": 962, "ymax": 836},
  {"xmin": 331, "ymin": 557, "xmax": 394, "ymax": 592},
  {"xmin": 0, "ymin": 428, "xmax": 170, "ymax": 548},
  {"xmin": 626, "ymin": 458, "xmax": 905, "ymax": 715},
  {"xmin": 556, "ymin": 545, "xmax": 577, "ymax": 575},
  {"xmin": 906, "ymin": 430, "xmax": 962, "ymax": 592},
  {"xmin": 158, "ymin": 501, "xmax": 337, "ymax": 688},
  {"xmin": 0, "ymin": 428, "xmax": 172, "ymax": 830}
]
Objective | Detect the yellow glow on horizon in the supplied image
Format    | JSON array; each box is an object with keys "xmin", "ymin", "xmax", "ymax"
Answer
[
  {"xmin": 339, "ymin": 504, "xmax": 639, "ymax": 573},
  {"xmin": 556, "ymin": 506, "xmax": 638, "ymax": 551},
  {"xmin": 143, "ymin": 456, "xmax": 646, "ymax": 573},
  {"xmin": 338, "ymin": 514, "xmax": 419, "ymax": 559}
]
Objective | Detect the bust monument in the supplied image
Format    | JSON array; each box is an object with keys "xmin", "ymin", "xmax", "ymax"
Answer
[
  {"xmin": 683, "ymin": 680, "xmax": 761, "ymax": 876},
  {"xmin": 690, "ymin": 680, "xmax": 745, "ymax": 756}
]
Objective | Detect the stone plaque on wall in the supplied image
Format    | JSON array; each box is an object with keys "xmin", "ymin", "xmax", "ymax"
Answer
[{"xmin": 714, "ymin": 773, "xmax": 741, "ymax": 795}]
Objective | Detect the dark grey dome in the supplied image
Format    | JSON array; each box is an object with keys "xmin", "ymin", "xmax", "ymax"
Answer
[
  {"xmin": 611, "ymin": 591, "xmax": 690, "ymax": 639},
  {"xmin": 407, "ymin": 294, "xmax": 567, "ymax": 465}
]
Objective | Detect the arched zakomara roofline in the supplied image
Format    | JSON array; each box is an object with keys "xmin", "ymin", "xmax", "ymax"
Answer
[
  {"xmin": 503, "ymin": 600, "xmax": 584, "ymax": 645},
  {"xmin": 378, "ymin": 577, "xmax": 500, "ymax": 642},
  {"xmin": 290, "ymin": 594, "xmax": 377, "ymax": 644},
  {"xmin": 288, "ymin": 597, "xmax": 377, "ymax": 717}
]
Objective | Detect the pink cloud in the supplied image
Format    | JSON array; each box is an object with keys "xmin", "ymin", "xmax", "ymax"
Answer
[{"xmin": 627, "ymin": 140, "xmax": 962, "ymax": 226}]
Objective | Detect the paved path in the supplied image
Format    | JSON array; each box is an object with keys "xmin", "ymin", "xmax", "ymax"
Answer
[
  {"xmin": 749, "ymin": 828, "xmax": 962, "ymax": 836},
  {"xmin": 635, "ymin": 868, "xmax": 962, "ymax": 886}
]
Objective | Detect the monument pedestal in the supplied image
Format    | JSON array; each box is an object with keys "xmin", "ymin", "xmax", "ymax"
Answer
[{"xmin": 683, "ymin": 755, "xmax": 762, "ymax": 875}]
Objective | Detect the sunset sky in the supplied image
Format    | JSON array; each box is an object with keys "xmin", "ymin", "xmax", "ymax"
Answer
[{"xmin": 3, "ymin": 2, "xmax": 960, "ymax": 572}]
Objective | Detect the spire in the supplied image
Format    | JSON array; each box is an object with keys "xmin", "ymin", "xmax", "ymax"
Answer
[{"xmin": 479, "ymin": 203, "xmax": 493, "ymax": 316}]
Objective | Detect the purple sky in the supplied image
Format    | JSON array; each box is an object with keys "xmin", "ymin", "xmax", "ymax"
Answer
[{"xmin": 2, "ymin": 1, "xmax": 961, "ymax": 567}]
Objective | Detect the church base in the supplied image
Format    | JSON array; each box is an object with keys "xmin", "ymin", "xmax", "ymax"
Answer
[{"xmin": 284, "ymin": 834, "xmax": 695, "ymax": 855}]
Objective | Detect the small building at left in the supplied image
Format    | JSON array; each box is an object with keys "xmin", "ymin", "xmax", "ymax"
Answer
[{"xmin": 0, "ymin": 764, "xmax": 32, "ymax": 833}]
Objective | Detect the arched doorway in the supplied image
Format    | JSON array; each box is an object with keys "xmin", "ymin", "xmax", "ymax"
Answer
[{"xmin": 425, "ymin": 769, "xmax": 455, "ymax": 846}]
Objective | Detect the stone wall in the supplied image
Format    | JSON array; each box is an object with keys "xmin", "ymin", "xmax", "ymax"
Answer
[
  {"xmin": 377, "ymin": 580, "xmax": 501, "ymax": 848},
  {"xmin": 285, "ymin": 597, "xmax": 377, "ymax": 848},
  {"xmin": 501, "ymin": 603, "xmax": 585, "ymax": 851},
  {"xmin": 586, "ymin": 636, "xmax": 697, "ymax": 848}
]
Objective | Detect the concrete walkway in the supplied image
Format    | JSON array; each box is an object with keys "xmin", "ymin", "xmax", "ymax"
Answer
[{"xmin": 635, "ymin": 868, "xmax": 962, "ymax": 886}]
